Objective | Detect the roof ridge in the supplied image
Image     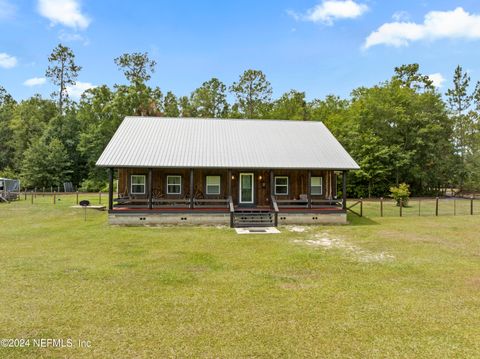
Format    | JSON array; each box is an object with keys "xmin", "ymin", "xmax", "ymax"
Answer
[{"xmin": 124, "ymin": 116, "xmax": 325, "ymax": 124}]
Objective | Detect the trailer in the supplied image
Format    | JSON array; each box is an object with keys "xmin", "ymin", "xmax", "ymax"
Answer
[{"xmin": 0, "ymin": 178, "xmax": 20, "ymax": 202}]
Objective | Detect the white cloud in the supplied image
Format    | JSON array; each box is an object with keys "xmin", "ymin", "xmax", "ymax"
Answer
[
  {"xmin": 66, "ymin": 81, "xmax": 95, "ymax": 100},
  {"xmin": 392, "ymin": 11, "xmax": 410, "ymax": 22},
  {"xmin": 0, "ymin": 0, "xmax": 15, "ymax": 20},
  {"xmin": 428, "ymin": 73, "xmax": 445, "ymax": 88},
  {"xmin": 58, "ymin": 30, "xmax": 90, "ymax": 45},
  {"xmin": 37, "ymin": 0, "xmax": 90, "ymax": 30},
  {"xmin": 290, "ymin": 0, "xmax": 368, "ymax": 25},
  {"xmin": 0, "ymin": 52, "xmax": 17, "ymax": 68},
  {"xmin": 365, "ymin": 7, "xmax": 480, "ymax": 49},
  {"xmin": 23, "ymin": 77, "xmax": 47, "ymax": 87}
]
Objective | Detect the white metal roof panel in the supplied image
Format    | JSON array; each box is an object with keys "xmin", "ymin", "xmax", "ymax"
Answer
[{"xmin": 96, "ymin": 117, "xmax": 360, "ymax": 170}]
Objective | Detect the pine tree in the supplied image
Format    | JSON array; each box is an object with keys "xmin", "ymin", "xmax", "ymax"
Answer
[{"xmin": 45, "ymin": 44, "xmax": 82, "ymax": 113}]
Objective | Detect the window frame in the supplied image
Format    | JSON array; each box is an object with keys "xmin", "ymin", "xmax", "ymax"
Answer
[
  {"xmin": 311, "ymin": 176, "xmax": 323, "ymax": 196},
  {"xmin": 166, "ymin": 175, "xmax": 182, "ymax": 195},
  {"xmin": 130, "ymin": 175, "xmax": 146, "ymax": 195},
  {"xmin": 274, "ymin": 176, "xmax": 289, "ymax": 196},
  {"xmin": 205, "ymin": 175, "xmax": 221, "ymax": 195}
]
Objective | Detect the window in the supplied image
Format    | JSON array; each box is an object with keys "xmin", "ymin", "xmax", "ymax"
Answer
[
  {"xmin": 275, "ymin": 176, "xmax": 289, "ymax": 195},
  {"xmin": 167, "ymin": 175, "xmax": 182, "ymax": 194},
  {"xmin": 206, "ymin": 176, "xmax": 221, "ymax": 195},
  {"xmin": 131, "ymin": 175, "xmax": 146, "ymax": 194},
  {"xmin": 311, "ymin": 176, "xmax": 323, "ymax": 195}
]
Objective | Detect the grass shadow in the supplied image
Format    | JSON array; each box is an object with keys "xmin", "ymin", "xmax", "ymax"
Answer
[{"xmin": 347, "ymin": 215, "xmax": 379, "ymax": 226}]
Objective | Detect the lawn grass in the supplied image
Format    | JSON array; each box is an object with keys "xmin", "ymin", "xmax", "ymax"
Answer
[{"xmin": 0, "ymin": 197, "xmax": 479, "ymax": 358}]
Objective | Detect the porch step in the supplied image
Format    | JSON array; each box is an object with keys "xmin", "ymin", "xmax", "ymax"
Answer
[{"xmin": 233, "ymin": 211, "xmax": 274, "ymax": 228}]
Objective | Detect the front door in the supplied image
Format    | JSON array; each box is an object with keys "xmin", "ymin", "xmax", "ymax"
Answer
[{"xmin": 239, "ymin": 173, "xmax": 254, "ymax": 204}]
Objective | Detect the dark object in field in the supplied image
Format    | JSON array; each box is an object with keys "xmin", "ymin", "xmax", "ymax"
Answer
[{"xmin": 79, "ymin": 200, "xmax": 90, "ymax": 206}]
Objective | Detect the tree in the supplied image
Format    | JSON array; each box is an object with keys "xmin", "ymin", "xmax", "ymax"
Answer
[
  {"xmin": 445, "ymin": 65, "xmax": 476, "ymax": 189},
  {"xmin": 0, "ymin": 85, "xmax": 13, "ymax": 105},
  {"xmin": 347, "ymin": 79, "xmax": 454, "ymax": 196},
  {"xmin": 191, "ymin": 78, "xmax": 229, "ymax": 118},
  {"xmin": 178, "ymin": 96, "xmax": 197, "ymax": 117},
  {"xmin": 77, "ymin": 86, "xmax": 118, "ymax": 188},
  {"xmin": 113, "ymin": 83, "xmax": 163, "ymax": 116},
  {"xmin": 446, "ymin": 66, "xmax": 472, "ymax": 115},
  {"xmin": 393, "ymin": 63, "xmax": 434, "ymax": 91},
  {"xmin": 230, "ymin": 69, "xmax": 272, "ymax": 118},
  {"xmin": 21, "ymin": 137, "xmax": 72, "ymax": 188},
  {"xmin": 44, "ymin": 106, "xmax": 84, "ymax": 185},
  {"xmin": 114, "ymin": 52, "xmax": 156, "ymax": 84},
  {"xmin": 9, "ymin": 95, "xmax": 57, "ymax": 172},
  {"xmin": 77, "ymin": 82, "xmax": 164, "ymax": 187},
  {"xmin": 45, "ymin": 43, "xmax": 82, "ymax": 112},
  {"xmin": 164, "ymin": 91, "xmax": 179, "ymax": 117},
  {"xmin": 0, "ymin": 86, "xmax": 16, "ymax": 171},
  {"xmin": 269, "ymin": 90, "xmax": 308, "ymax": 120}
]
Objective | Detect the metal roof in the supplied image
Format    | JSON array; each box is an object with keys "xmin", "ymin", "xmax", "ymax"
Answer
[{"xmin": 96, "ymin": 117, "xmax": 360, "ymax": 170}]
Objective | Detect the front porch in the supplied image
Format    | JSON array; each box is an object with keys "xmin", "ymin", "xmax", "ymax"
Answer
[{"xmin": 107, "ymin": 168, "xmax": 348, "ymax": 226}]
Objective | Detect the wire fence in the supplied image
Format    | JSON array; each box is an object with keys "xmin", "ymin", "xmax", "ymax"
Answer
[
  {"xmin": 4, "ymin": 191, "xmax": 480, "ymax": 219},
  {"xmin": 5, "ymin": 190, "xmax": 115, "ymax": 206},
  {"xmin": 349, "ymin": 197, "xmax": 479, "ymax": 218}
]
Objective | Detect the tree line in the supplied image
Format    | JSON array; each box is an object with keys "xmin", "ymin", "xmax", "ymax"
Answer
[{"xmin": 0, "ymin": 44, "xmax": 479, "ymax": 197}]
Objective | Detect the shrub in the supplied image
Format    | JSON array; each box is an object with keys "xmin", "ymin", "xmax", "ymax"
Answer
[
  {"xmin": 390, "ymin": 183, "xmax": 411, "ymax": 206},
  {"xmin": 79, "ymin": 178, "xmax": 108, "ymax": 192}
]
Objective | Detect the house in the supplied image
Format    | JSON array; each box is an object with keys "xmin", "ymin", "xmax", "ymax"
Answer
[{"xmin": 96, "ymin": 117, "xmax": 359, "ymax": 227}]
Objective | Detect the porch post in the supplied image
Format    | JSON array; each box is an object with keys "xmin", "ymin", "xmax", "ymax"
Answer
[
  {"xmin": 227, "ymin": 169, "xmax": 232, "ymax": 198},
  {"xmin": 270, "ymin": 170, "xmax": 274, "ymax": 197},
  {"xmin": 332, "ymin": 171, "xmax": 337, "ymax": 198},
  {"xmin": 342, "ymin": 170, "xmax": 347, "ymax": 211},
  {"xmin": 307, "ymin": 170, "xmax": 312, "ymax": 209},
  {"xmin": 148, "ymin": 168, "xmax": 153, "ymax": 210},
  {"xmin": 108, "ymin": 168, "xmax": 114, "ymax": 211},
  {"xmin": 190, "ymin": 168, "xmax": 194, "ymax": 209}
]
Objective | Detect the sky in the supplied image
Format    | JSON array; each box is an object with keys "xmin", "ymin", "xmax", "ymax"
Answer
[{"xmin": 2, "ymin": 0, "xmax": 480, "ymax": 102}]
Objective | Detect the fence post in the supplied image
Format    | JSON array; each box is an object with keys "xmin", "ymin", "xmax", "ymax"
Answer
[
  {"xmin": 76, "ymin": 191, "xmax": 79, "ymax": 205},
  {"xmin": 454, "ymin": 199, "xmax": 456, "ymax": 216},
  {"xmin": 31, "ymin": 191, "xmax": 33, "ymax": 204},
  {"xmin": 399, "ymin": 198, "xmax": 403, "ymax": 217},
  {"xmin": 471, "ymin": 196, "xmax": 474, "ymax": 215},
  {"xmin": 24, "ymin": 189, "xmax": 27, "ymax": 201},
  {"xmin": 380, "ymin": 197, "xmax": 383, "ymax": 217},
  {"xmin": 53, "ymin": 191, "xmax": 56, "ymax": 205},
  {"xmin": 99, "ymin": 191, "xmax": 102, "ymax": 204},
  {"xmin": 435, "ymin": 197, "xmax": 439, "ymax": 216},
  {"xmin": 418, "ymin": 198, "xmax": 421, "ymax": 216},
  {"xmin": 43, "ymin": 187, "xmax": 45, "ymax": 197},
  {"xmin": 360, "ymin": 197, "xmax": 363, "ymax": 217}
]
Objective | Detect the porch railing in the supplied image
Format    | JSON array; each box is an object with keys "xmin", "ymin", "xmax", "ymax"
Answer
[
  {"xmin": 113, "ymin": 196, "xmax": 231, "ymax": 210},
  {"xmin": 270, "ymin": 195, "xmax": 279, "ymax": 226},
  {"xmin": 275, "ymin": 198, "xmax": 343, "ymax": 209}
]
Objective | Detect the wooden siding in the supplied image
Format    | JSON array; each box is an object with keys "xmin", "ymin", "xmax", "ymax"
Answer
[{"xmin": 117, "ymin": 168, "xmax": 338, "ymax": 205}]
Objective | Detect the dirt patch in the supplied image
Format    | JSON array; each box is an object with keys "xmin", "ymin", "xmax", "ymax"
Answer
[
  {"xmin": 279, "ymin": 282, "xmax": 318, "ymax": 290},
  {"xmin": 467, "ymin": 276, "xmax": 480, "ymax": 289},
  {"xmin": 293, "ymin": 233, "xmax": 395, "ymax": 263},
  {"xmin": 287, "ymin": 225, "xmax": 310, "ymax": 233}
]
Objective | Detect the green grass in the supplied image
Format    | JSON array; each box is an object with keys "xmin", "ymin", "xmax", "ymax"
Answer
[{"xmin": 0, "ymin": 196, "xmax": 479, "ymax": 358}]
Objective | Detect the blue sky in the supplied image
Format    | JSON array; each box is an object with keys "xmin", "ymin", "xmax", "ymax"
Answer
[{"xmin": 2, "ymin": 0, "xmax": 480, "ymax": 101}]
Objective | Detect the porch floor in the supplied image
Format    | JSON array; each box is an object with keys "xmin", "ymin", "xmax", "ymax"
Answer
[{"xmin": 110, "ymin": 205, "xmax": 344, "ymax": 213}]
